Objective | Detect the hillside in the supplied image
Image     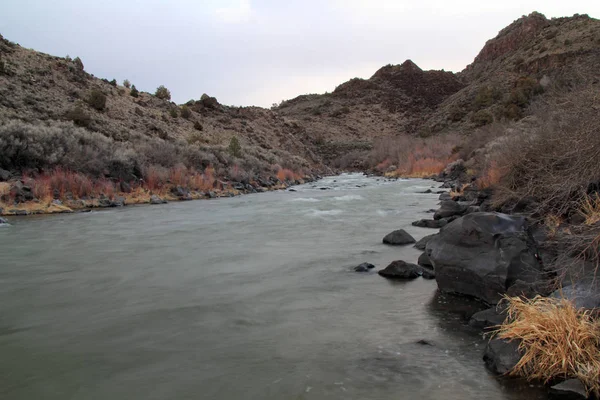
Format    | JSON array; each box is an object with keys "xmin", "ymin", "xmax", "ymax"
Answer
[
  {"xmin": 0, "ymin": 11, "xmax": 599, "ymax": 214},
  {"xmin": 277, "ymin": 12, "xmax": 600, "ymax": 166}
]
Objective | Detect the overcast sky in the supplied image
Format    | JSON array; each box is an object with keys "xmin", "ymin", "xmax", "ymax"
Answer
[{"xmin": 1, "ymin": 1, "xmax": 599, "ymax": 107}]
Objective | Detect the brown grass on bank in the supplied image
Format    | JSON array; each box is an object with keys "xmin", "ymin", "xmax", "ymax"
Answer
[
  {"xmin": 492, "ymin": 295, "xmax": 600, "ymax": 396},
  {"xmin": 372, "ymin": 135, "xmax": 460, "ymax": 177}
]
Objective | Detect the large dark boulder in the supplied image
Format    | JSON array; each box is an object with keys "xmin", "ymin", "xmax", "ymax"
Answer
[
  {"xmin": 378, "ymin": 261, "xmax": 421, "ymax": 280},
  {"xmin": 483, "ymin": 338, "xmax": 522, "ymax": 375},
  {"xmin": 426, "ymin": 212, "xmax": 545, "ymax": 304},
  {"xmin": 382, "ymin": 229, "xmax": 416, "ymax": 245},
  {"xmin": 414, "ymin": 234, "xmax": 437, "ymax": 250},
  {"xmin": 434, "ymin": 200, "xmax": 466, "ymax": 220}
]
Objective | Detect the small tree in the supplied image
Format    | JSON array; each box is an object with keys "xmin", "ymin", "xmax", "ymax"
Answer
[
  {"xmin": 86, "ymin": 89, "xmax": 107, "ymax": 111},
  {"xmin": 130, "ymin": 85, "xmax": 139, "ymax": 98},
  {"xmin": 180, "ymin": 105, "xmax": 192, "ymax": 119},
  {"xmin": 228, "ymin": 136, "xmax": 242, "ymax": 158},
  {"xmin": 155, "ymin": 85, "xmax": 171, "ymax": 100},
  {"xmin": 123, "ymin": 79, "xmax": 131, "ymax": 88}
]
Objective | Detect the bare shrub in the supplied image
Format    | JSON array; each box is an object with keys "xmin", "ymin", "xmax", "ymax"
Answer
[{"xmin": 491, "ymin": 84, "xmax": 600, "ymax": 215}]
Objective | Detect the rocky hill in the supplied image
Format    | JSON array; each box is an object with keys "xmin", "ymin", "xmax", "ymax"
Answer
[
  {"xmin": 276, "ymin": 12, "xmax": 600, "ymax": 165},
  {"xmin": 0, "ymin": 11, "xmax": 599, "ymax": 214}
]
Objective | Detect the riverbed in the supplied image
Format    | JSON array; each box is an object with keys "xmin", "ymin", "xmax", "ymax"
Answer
[{"xmin": 0, "ymin": 173, "xmax": 547, "ymax": 399}]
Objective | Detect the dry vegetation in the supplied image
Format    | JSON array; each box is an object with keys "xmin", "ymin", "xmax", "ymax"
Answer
[
  {"xmin": 485, "ymin": 84, "xmax": 600, "ymax": 216},
  {"xmin": 370, "ymin": 135, "xmax": 460, "ymax": 178},
  {"xmin": 493, "ymin": 295, "xmax": 600, "ymax": 396}
]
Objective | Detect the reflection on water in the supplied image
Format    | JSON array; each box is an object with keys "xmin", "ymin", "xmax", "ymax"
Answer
[{"xmin": 0, "ymin": 174, "xmax": 548, "ymax": 399}]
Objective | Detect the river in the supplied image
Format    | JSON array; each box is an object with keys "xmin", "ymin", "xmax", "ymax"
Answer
[{"xmin": 0, "ymin": 173, "xmax": 547, "ymax": 399}]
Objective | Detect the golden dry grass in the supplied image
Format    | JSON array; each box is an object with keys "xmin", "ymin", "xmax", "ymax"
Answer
[
  {"xmin": 492, "ymin": 295, "xmax": 600, "ymax": 396},
  {"xmin": 581, "ymin": 194, "xmax": 600, "ymax": 226}
]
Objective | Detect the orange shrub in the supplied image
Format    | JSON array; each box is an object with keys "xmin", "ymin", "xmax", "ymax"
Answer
[
  {"xmin": 477, "ymin": 161, "xmax": 503, "ymax": 189},
  {"xmin": 372, "ymin": 135, "xmax": 460, "ymax": 178},
  {"xmin": 276, "ymin": 168, "xmax": 302, "ymax": 182},
  {"xmin": 94, "ymin": 179, "xmax": 115, "ymax": 199}
]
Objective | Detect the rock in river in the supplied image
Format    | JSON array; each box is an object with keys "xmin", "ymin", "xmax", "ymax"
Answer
[
  {"xmin": 382, "ymin": 229, "xmax": 416, "ymax": 245},
  {"xmin": 354, "ymin": 263, "xmax": 375, "ymax": 272},
  {"xmin": 483, "ymin": 338, "xmax": 522, "ymax": 375},
  {"xmin": 378, "ymin": 260, "xmax": 421, "ymax": 280},
  {"xmin": 433, "ymin": 200, "xmax": 466, "ymax": 220},
  {"xmin": 549, "ymin": 379, "xmax": 588, "ymax": 400},
  {"xmin": 150, "ymin": 194, "xmax": 167, "ymax": 204},
  {"xmin": 426, "ymin": 212, "xmax": 545, "ymax": 304},
  {"xmin": 412, "ymin": 219, "xmax": 448, "ymax": 229}
]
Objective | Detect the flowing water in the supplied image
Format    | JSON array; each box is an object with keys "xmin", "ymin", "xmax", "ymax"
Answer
[{"xmin": 0, "ymin": 174, "xmax": 547, "ymax": 400}]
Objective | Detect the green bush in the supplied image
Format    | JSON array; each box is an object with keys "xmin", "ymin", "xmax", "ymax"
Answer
[
  {"xmin": 228, "ymin": 136, "xmax": 242, "ymax": 157},
  {"xmin": 130, "ymin": 85, "xmax": 139, "ymax": 98},
  {"xmin": 471, "ymin": 110, "xmax": 494, "ymax": 126},
  {"xmin": 123, "ymin": 79, "xmax": 131, "ymax": 88},
  {"xmin": 86, "ymin": 89, "xmax": 107, "ymax": 111},
  {"xmin": 473, "ymin": 86, "xmax": 502, "ymax": 110},
  {"xmin": 65, "ymin": 106, "xmax": 92, "ymax": 127},
  {"xmin": 169, "ymin": 107, "xmax": 178, "ymax": 118},
  {"xmin": 109, "ymin": 79, "xmax": 117, "ymax": 87},
  {"xmin": 193, "ymin": 121, "xmax": 203, "ymax": 131},
  {"xmin": 155, "ymin": 85, "xmax": 171, "ymax": 100},
  {"xmin": 180, "ymin": 105, "xmax": 192, "ymax": 119}
]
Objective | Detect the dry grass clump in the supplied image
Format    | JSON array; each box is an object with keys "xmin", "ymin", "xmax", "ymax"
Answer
[
  {"xmin": 493, "ymin": 295, "xmax": 600, "ymax": 396},
  {"xmin": 581, "ymin": 194, "xmax": 600, "ymax": 226}
]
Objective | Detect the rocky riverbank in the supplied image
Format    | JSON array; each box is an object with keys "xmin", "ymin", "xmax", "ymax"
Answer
[
  {"xmin": 0, "ymin": 173, "xmax": 321, "ymax": 217},
  {"xmin": 371, "ymin": 163, "xmax": 599, "ymax": 399}
]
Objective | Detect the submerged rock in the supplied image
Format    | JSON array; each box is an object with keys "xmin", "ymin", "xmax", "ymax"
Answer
[
  {"xmin": 0, "ymin": 217, "xmax": 9, "ymax": 224},
  {"xmin": 549, "ymin": 379, "xmax": 588, "ymax": 400},
  {"xmin": 378, "ymin": 260, "xmax": 421, "ymax": 280},
  {"xmin": 469, "ymin": 307, "xmax": 506, "ymax": 329},
  {"xmin": 483, "ymin": 338, "xmax": 522, "ymax": 375},
  {"xmin": 427, "ymin": 212, "xmax": 545, "ymax": 304},
  {"xmin": 382, "ymin": 229, "xmax": 416, "ymax": 245},
  {"xmin": 354, "ymin": 262, "xmax": 375, "ymax": 272}
]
